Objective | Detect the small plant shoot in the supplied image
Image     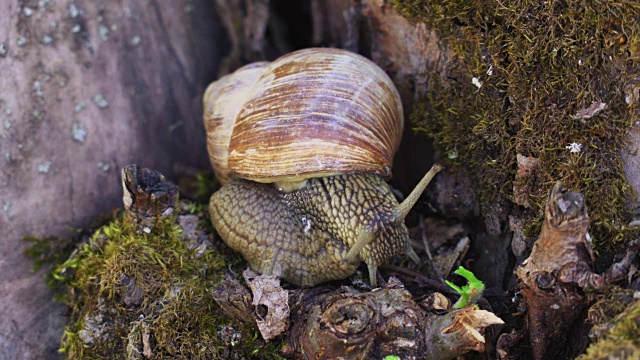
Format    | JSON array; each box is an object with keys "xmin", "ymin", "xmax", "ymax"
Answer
[{"xmin": 446, "ymin": 266, "xmax": 485, "ymax": 309}]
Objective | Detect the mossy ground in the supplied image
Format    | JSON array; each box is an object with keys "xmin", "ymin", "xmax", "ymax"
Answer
[
  {"xmin": 27, "ymin": 202, "xmax": 284, "ymax": 359},
  {"xmin": 23, "ymin": 212, "xmax": 116, "ymax": 301},
  {"xmin": 393, "ymin": 0, "xmax": 640, "ymax": 248},
  {"xmin": 578, "ymin": 298, "xmax": 640, "ymax": 359}
]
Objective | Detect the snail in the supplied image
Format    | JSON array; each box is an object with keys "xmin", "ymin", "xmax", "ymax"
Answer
[{"xmin": 204, "ymin": 48, "xmax": 441, "ymax": 287}]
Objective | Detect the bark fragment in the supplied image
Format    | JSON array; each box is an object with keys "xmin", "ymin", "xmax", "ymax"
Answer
[
  {"xmin": 496, "ymin": 329, "xmax": 526, "ymax": 360},
  {"xmin": 516, "ymin": 182, "xmax": 639, "ymax": 359},
  {"xmin": 212, "ymin": 279, "xmax": 255, "ymax": 326},
  {"xmin": 425, "ymin": 307, "xmax": 504, "ymax": 359},
  {"xmin": 513, "ymin": 154, "xmax": 539, "ymax": 208},
  {"xmin": 121, "ymin": 165, "xmax": 179, "ymax": 228},
  {"xmin": 573, "ymin": 101, "xmax": 608, "ymax": 120}
]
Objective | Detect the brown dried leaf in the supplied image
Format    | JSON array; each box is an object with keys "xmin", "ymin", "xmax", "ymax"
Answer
[
  {"xmin": 513, "ymin": 154, "xmax": 539, "ymax": 208},
  {"xmin": 243, "ymin": 269, "xmax": 289, "ymax": 341},
  {"xmin": 431, "ymin": 307, "xmax": 504, "ymax": 358}
]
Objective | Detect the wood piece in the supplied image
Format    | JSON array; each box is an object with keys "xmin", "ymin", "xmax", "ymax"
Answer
[
  {"xmin": 516, "ymin": 182, "xmax": 639, "ymax": 360},
  {"xmin": 212, "ymin": 279, "xmax": 255, "ymax": 326},
  {"xmin": 121, "ymin": 165, "xmax": 178, "ymax": 228},
  {"xmin": 283, "ymin": 278, "xmax": 502, "ymax": 359}
]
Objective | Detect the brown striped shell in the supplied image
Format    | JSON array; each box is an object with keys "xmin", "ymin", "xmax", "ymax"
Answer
[{"xmin": 203, "ymin": 48, "xmax": 403, "ymax": 186}]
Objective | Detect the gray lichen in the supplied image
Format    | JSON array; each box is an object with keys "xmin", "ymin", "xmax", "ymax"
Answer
[
  {"xmin": 31, "ymin": 110, "xmax": 45, "ymax": 121},
  {"xmin": 17, "ymin": 36, "xmax": 27, "ymax": 47},
  {"xmin": 38, "ymin": 0, "xmax": 50, "ymax": 10},
  {"xmin": 71, "ymin": 122, "xmax": 87, "ymax": 144},
  {"xmin": 92, "ymin": 94, "xmax": 109, "ymax": 109},
  {"xmin": 41, "ymin": 35, "xmax": 53, "ymax": 45},
  {"xmin": 69, "ymin": 3, "xmax": 80, "ymax": 18},
  {"xmin": 96, "ymin": 162, "xmax": 110, "ymax": 172},
  {"xmin": 37, "ymin": 161, "xmax": 52, "ymax": 174},
  {"xmin": 32, "ymin": 81, "xmax": 43, "ymax": 98},
  {"xmin": 74, "ymin": 102, "xmax": 86, "ymax": 112},
  {"xmin": 98, "ymin": 25, "xmax": 109, "ymax": 41}
]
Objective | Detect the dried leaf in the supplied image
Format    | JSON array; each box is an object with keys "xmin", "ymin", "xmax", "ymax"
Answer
[
  {"xmin": 573, "ymin": 101, "xmax": 607, "ymax": 119},
  {"xmin": 513, "ymin": 154, "xmax": 539, "ymax": 208},
  {"xmin": 243, "ymin": 269, "xmax": 289, "ymax": 341}
]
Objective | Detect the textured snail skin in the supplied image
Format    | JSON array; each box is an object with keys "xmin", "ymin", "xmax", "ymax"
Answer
[{"xmin": 209, "ymin": 172, "xmax": 410, "ymax": 287}]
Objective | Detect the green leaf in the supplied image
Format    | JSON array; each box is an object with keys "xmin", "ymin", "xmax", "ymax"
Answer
[{"xmin": 446, "ymin": 266, "xmax": 485, "ymax": 308}]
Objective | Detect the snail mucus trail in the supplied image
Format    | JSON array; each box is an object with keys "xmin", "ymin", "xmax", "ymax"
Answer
[{"xmin": 204, "ymin": 48, "xmax": 442, "ymax": 287}]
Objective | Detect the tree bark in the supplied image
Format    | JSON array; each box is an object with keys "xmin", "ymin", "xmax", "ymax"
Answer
[
  {"xmin": 516, "ymin": 182, "xmax": 639, "ymax": 359},
  {"xmin": 0, "ymin": 1, "xmax": 223, "ymax": 358}
]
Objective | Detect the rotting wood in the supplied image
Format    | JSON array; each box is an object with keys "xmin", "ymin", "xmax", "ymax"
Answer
[
  {"xmin": 121, "ymin": 164, "xmax": 179, "ymax": 229},
  {"xmin": 516, "ymin": 182, "xmax": 639, "ymax": 360},
  {"xmin": 215, "ymin": 274, "xmax": 503, "ymax": 359}
]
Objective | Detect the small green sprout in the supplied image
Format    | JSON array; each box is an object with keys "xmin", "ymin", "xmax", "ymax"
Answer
[
  {"xmin": 384, "ymin": 356, "xmax": 401, "ymax": 360},
  {"xmin": 445, "ymin": 266, "xmax": 485, "ymax": 309}
]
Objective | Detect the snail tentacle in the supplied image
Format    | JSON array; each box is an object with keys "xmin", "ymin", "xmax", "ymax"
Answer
[
  {"xmin": 344, "ymin": 226, "xmax": 374, "ymax": 263},
  {"xmin": 368, "ymin": 264, "xmax": 379, "ymax": 288},
  {"xmin": 407, "ymin": 246, "xmax": 422, "ymax": 266},
  {"xmin": 393, "ymin": 163, "xmax": 443, "ymax": 222}
]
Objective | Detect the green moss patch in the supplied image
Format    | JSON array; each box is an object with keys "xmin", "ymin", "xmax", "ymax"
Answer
[
  {"xmin": 42, "ymin": 208, "xmax": 283, "ymax": 359},
  {"xmin": 578, "ymin": 300, "xmax": 640, "ymax": 359},
  {"xmin": 395, "ymin": 0, "xmax": 640, "ymax": 247},
  {"xmin": 24, "ymin": 214, "xmax": 115, "ymax": 301}
]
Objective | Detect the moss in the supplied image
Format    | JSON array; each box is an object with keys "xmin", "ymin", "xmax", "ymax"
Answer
[
  {"xmin": 51, "ymin": 207, "xmax": 284, "ymax": 359},
  {"xmin": 24, "ymin": 235, "xmax": 73, "ymax": 273},
  {"xmin": 193, "ymin": 171, "xmax": 219, "ymax": 202},
  {"xmin": 588, "ymin": 288, "xmax": 638, "ymax": 328},
  {"xmin": 179, "ymin": 171, "xmax": 219, "ymax": 204},
  {"xmin": 24, "ymin": 214, "xmax": 115, "ymax": 300},
  {"xmin": 24, "ymin": 234, "xmax": 77, "ymax": 295},
  {"xmin": 578, "ymin": 300, "xmax": 640, "ymax": 359},
  {"xmin": 394, "ymin": 0, "xmax": 640, "ymax": 248}
]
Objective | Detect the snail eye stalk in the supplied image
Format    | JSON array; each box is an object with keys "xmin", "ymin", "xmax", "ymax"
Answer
[
  {"xmin": 392, "ymin": 164, "xmax": 442, "ymax": 223},
  {"xmin": 344, "ymin": 227, "xmax": 374, "ymax": 263}
]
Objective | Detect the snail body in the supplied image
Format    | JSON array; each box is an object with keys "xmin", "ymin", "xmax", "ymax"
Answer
[{"xmin": 204, "ymin": 48, "xmax": 441, "ymax": 286}]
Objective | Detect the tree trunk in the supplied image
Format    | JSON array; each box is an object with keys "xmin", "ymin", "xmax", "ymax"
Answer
[{"xmin": 0, "ymin": 1, "xmax": 223, "ymax": 358}]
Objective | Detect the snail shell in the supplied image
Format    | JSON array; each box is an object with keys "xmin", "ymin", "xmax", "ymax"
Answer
[
  {"xmin": 203, "ymin": 48, "xmax": 441, "ymax": 287},
  {"xmin": 203, "ymin": 48, "xmax": 403, "ymax": 187}
]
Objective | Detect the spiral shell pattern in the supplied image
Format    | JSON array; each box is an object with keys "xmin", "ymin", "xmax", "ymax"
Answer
[{"xmin": 204, "ymin": 48, "xmax": 403, "ymax": 184}]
